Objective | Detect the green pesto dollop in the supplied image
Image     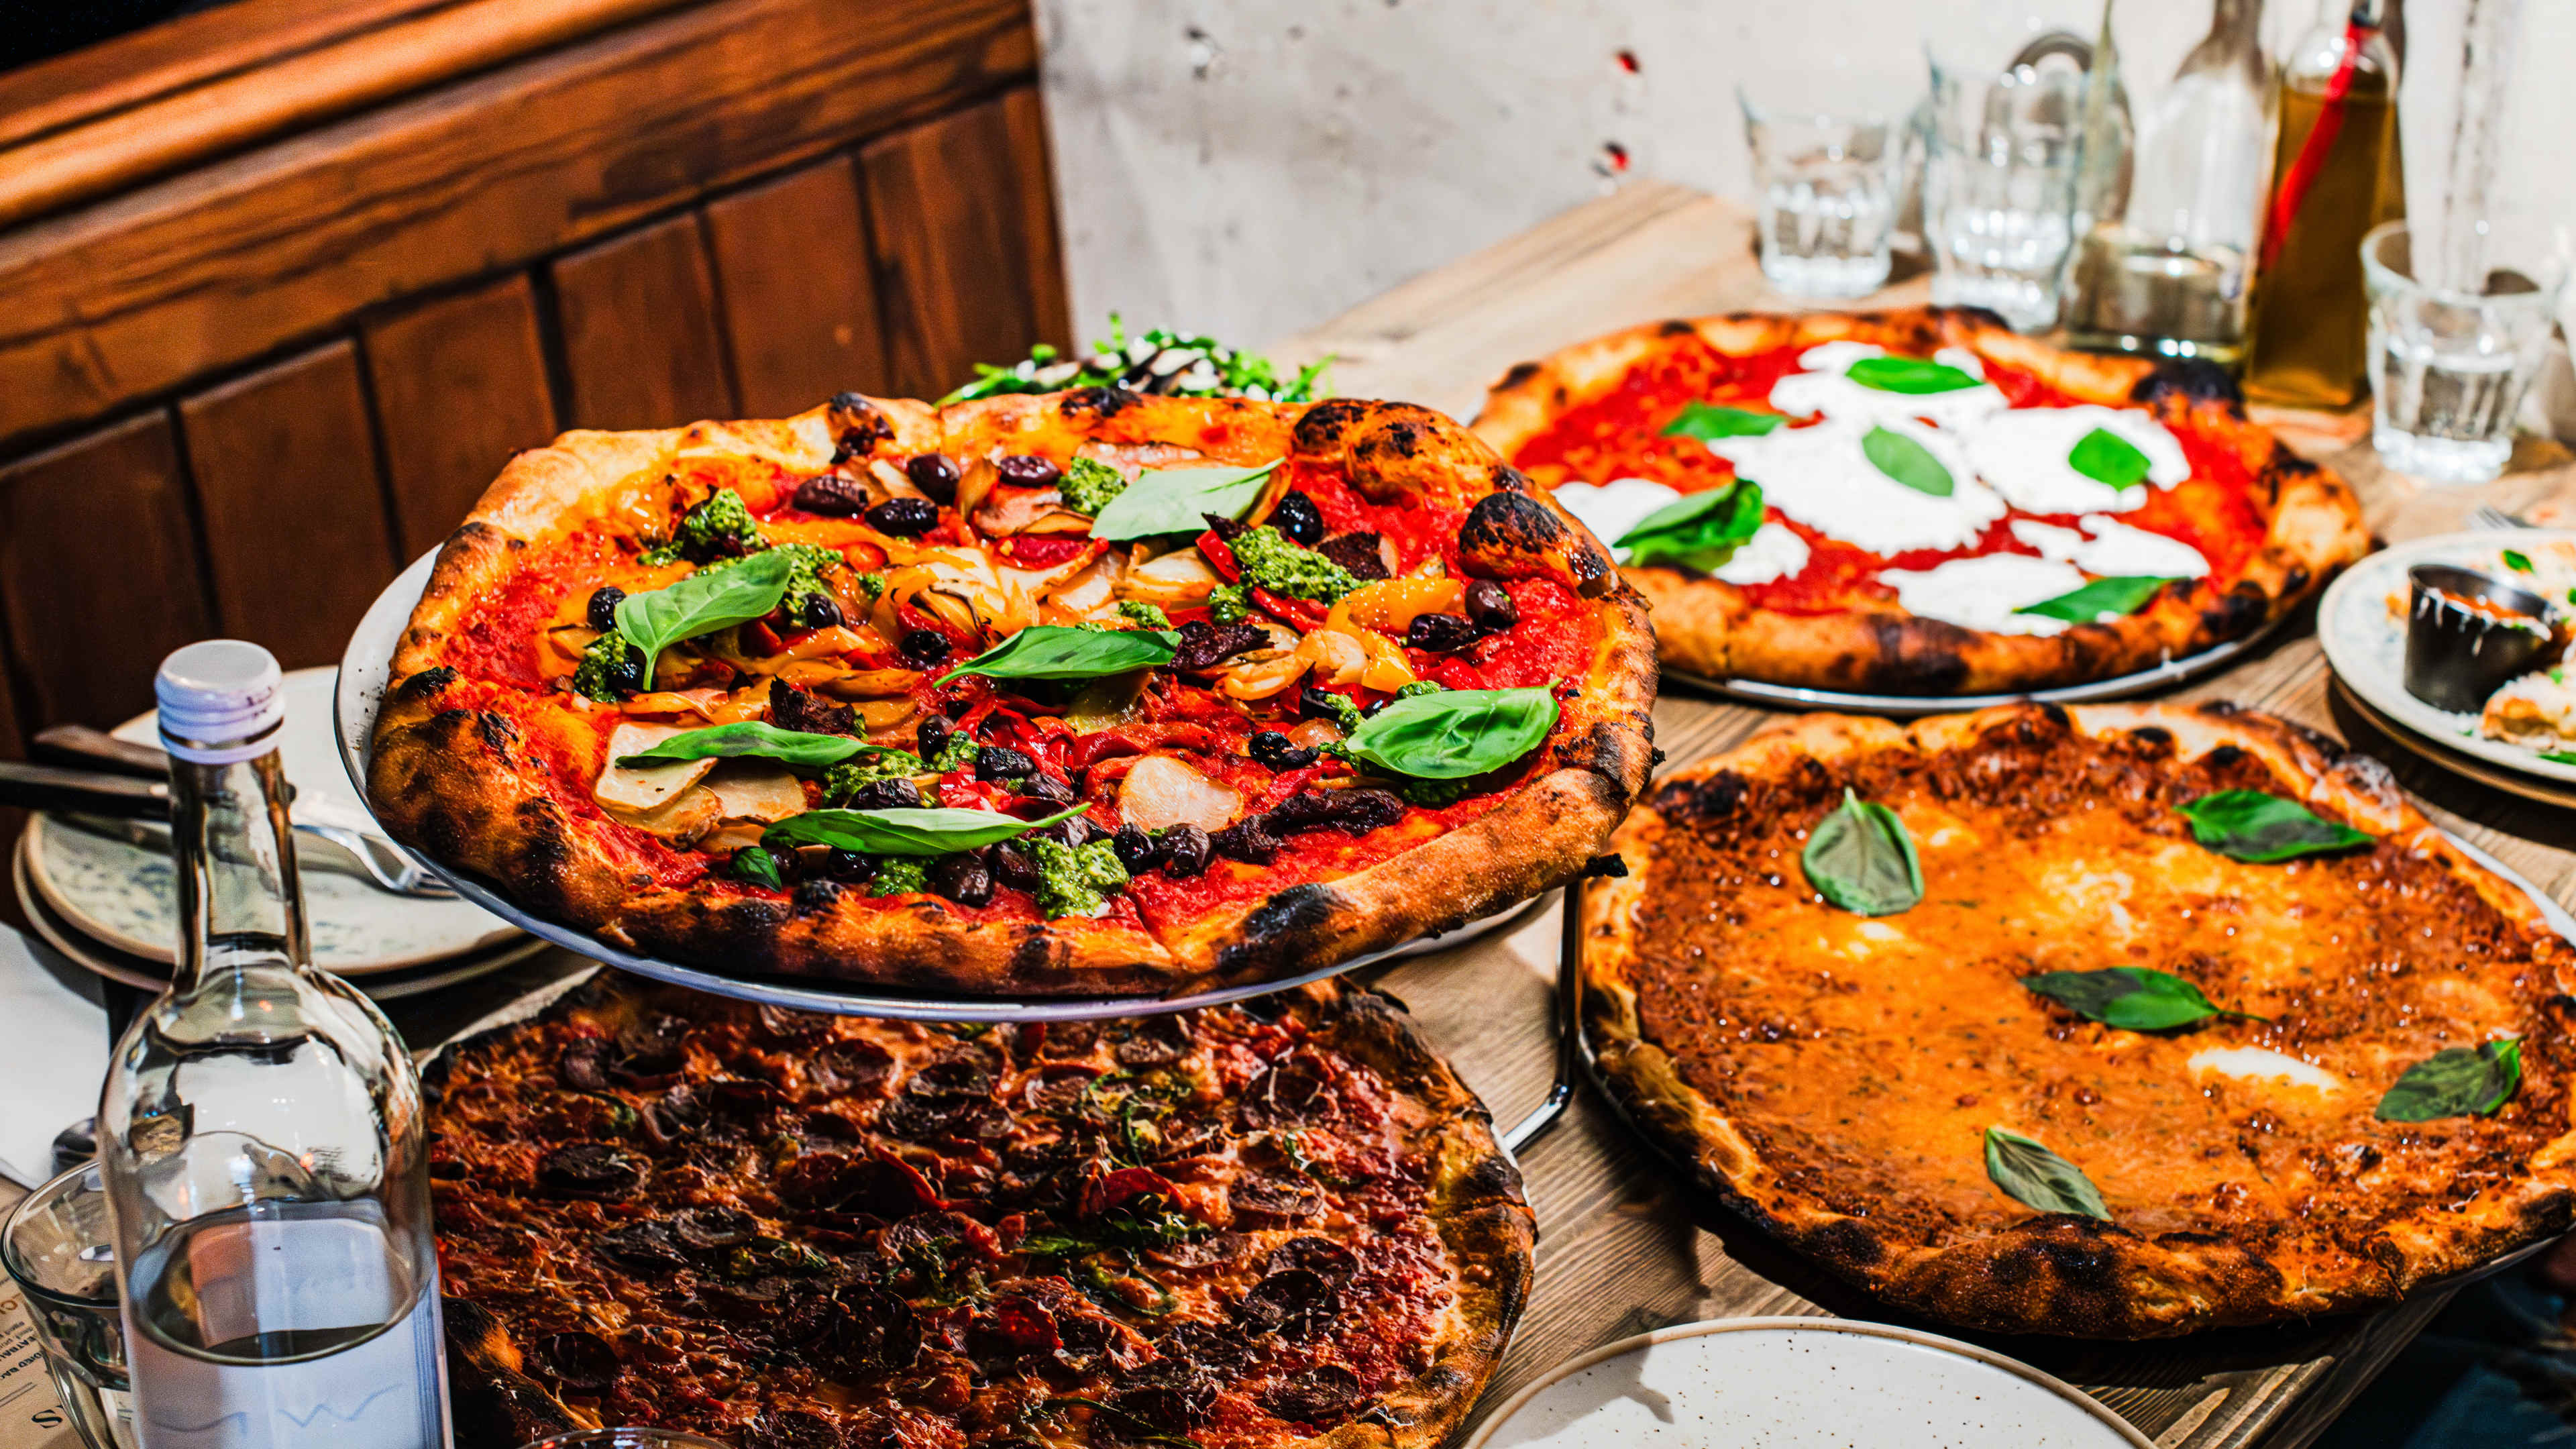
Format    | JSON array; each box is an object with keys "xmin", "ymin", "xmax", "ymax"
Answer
[
  {"xmin": 1205, "ymin": 583, "xmax": 1252, "ymax": 624},
  {"xmin": 572, "ymin": 632, "xmax": 642, "ymax": 700},
  {"xmin": 1032, "ymin": 837, "xmax": 1131, "ymax": 918},
  {"xmin": 1116, "ymin": 600, "xmax": 1172, "ymax": 629},
  {"xmin": 870, "ymin": 856, "xmax": 929, "ymax": 897},
  {"xmin": 818, "ymin": 751, "xmax": 926, "ymax": 804},
  {"xmin": 1059, "ymin": 456, "xmax": 1128, "ymax": 515},
  {"xmin": 1228, "ymin": 526, "xmax": 1360, "ymax": 604},
  {"xmin": 671, "ymin": 489, "xmax": 765, "ymax": 559}
]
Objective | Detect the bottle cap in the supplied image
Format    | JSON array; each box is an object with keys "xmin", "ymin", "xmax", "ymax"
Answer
[{"xmin": 156, "ymin": 640, "xmax": 284, "ymax": 764}]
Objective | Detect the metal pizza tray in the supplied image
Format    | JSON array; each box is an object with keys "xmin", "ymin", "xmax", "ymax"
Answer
[{"xmin": 333, "ymin": 551, "xmax": 1537, "ymax": 1022}]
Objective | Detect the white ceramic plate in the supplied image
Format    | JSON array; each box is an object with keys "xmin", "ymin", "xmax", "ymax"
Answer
[
  {"xmin": 1466, "ymin": 1318, "xmax": 2152, "ymax": 1449},
  {"xmin": 22, "ymin": 666, "xmax": 521, "ymax": 972},
  {"xmin": 2319, "ymin": 530, "xmax": 2576, "ymax": 789}
]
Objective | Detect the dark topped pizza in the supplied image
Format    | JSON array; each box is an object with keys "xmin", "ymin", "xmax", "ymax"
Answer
[
  {"xmin": 1474, "ymin": 307, "xmax": 2369, "ymax": 695},
  {"xmin": 430, "ymin": 973, "xmax": 1533, "ymax": 1447},
  {"xmin": 368, "ymin": 389, "xmax": 1655, "ymax": 996}
]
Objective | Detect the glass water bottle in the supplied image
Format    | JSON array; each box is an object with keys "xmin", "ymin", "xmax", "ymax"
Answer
[
  {"xmin": 97, "ymin": 641, "xmax": 451, "ymax": 1448},
  {"xmin": 2067, "ymin": 0, "xmax": 2278, "ymax": 365}
]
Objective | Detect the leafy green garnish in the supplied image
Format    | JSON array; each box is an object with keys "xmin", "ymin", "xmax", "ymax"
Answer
[
  {"xmin": 2019, "ymin": 967, "xmax": 2257, "ymax": 1031},
  {"xmin": 1228, "ymin": 524, "xmax": 1360, "ymax": 604},
  {"xmin": 613, "ymin": 549, "xmax": 797, "ymax": 688},
  {"xmin": 1615, "ymin": 481, "xmax": 1766, "ymax": 572},
  {"xmin": 2504, "ymin": 549, "xmax": 2534, "ymax": 573},
  {"xmin": 1983, "ymin": 1127, "xmax": 2110, "ymax": 1219},
  {"xmin": 2541, "ymin": 751, "xmax": 2576, "ymax": 765},
  {"xmin": 2015, "ymin": 576, "xmax": 2176, "ymax": 623},
  {"xmin": 1861, "ymin": 425, "xmax": 1952, "ymax": 496},
  {"xmin": 763, "ymin": 804, "xmax": 1087, "ymax": 856},
  {"xmin": 1332, "ymin": 686, "xmax": 1559, "ymax": 780},
  {"xmin": 1089, "ymin": 461, "xmax": 1281, "ymax": 541},
  {"xmin": 1801, "ymin": 788, "xmax": 1923, "ymax": 916},
  {"xmin": 730, "ymin": 845, "xmax": 784, "ymax": 889},
  {"xmin": 1660, "ymin": 403, "xmax": 1784, "ymax": 440},
  {"xmin": 944, "ymin": 624, "xmax": 1179, "ymax": 681},
  {"xmin": 2068, "ymin": 428, "xmax": 2152, "ymax": 488},
  {"xmin": 2375, "ymin": 1039, "xmax": 2522, "ymax": 1122},
  {"xmin": 1059, "ymin": 456, "xmax": 1129, "ymax": 515},
  {"xmin": 618, "ymin": 720, "xmax": 888, "ymax": 771},
  {"xmin": 942, "ymin": 315, "xmax": 1331, "ymax": 405},
  {"xmin": 1846, "ymin": 356, "xmax": 1984, "ymax": 394},
  {"xmin": 2175, "ymin": 790, "xmax": 2374, "ymax": 863}
]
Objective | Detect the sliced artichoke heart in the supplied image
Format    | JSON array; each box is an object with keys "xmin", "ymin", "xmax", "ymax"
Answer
[
  {"xmin": 702, "ymin": 761, "xmax": 808, "ymax": 824},
  {"xmin": 1117, "ymin": 753, "xmax": 1242, "ymax": 833},
  {"xmin": 594, "ymin": 722, "xmax": 716, "ymax": 812}
]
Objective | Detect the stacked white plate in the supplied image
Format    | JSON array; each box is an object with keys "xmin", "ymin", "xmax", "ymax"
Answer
[{"xmin": 13, "ymin": 667, "xmax": 540, "ymax": 999}]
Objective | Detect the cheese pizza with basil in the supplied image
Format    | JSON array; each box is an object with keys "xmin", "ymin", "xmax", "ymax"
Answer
[
  {"xmin": 1474, "ymin": 307, "xmax": 2369, "ymax": 695},
  {"xmin": 368, "ymin": 389, "xmax": 1655, "ymax": 996}
]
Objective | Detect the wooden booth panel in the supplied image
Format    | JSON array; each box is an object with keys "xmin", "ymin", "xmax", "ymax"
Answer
[
  {"xmin": 554, "ymin": 213, "xmax": 735, "ymax": 430},
  {"xmin": 364, "ymin": 275, "xmax": 559, "ymax": 558},
  {"xmin": 704, "ymin": 156, "xmax": 891, "ymax": 417},
  {"xmin": 861, "ymin": 86, "xmax": 1071, "ymax": 400},
  {"xmin": 0, "ymin": 413, "xmax": 216, "ymax": 727},
  {"xmin": 178, "ymin": 343, "xmax": 398, "ymax": 671}
]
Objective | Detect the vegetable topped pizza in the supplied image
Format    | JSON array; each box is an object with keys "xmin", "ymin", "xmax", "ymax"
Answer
[
  {"xmin": 1474, "ymin": 307, "xmax": 2370, "ymax": 695},
  {"xmin": 368, "ymin": 389, "xmax": 1655, "ymax": 996}
]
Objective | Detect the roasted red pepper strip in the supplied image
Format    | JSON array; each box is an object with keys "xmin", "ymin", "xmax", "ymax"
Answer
[{"xmin": 1252, "ymin": 587, "xmax": 1332, "ymax": 632}]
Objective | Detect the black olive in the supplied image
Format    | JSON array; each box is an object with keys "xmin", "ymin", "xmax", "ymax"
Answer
[
  {"xmin": 1018, "ymin": 773, "xmax": 1075, "ymax": 804},
  {"xmin": 1041, "ymin": 816, "xmax": 1108, "ymax": 848},
  {"xmin": 905, "ymin": 452, "xmax": 962, "ymax": 504},
  {"xmin": 790, "ymin": 474, "xmax": 871, "ymax": 517},
  {"xmin": 1360, "ymin": 698, "xmax": 1391, "ymax": 718},
  {"xmin": 1112, "ymin": 823, "xmax": 1165, "ymax": 872},
  {"xmin": 795, "ymin": 594, "xmax": 843, "ymax": 630},
  {"xmin": 845, "ymin": 778, "xmax": 922, "ymax": 811},
  {"xmin": 558, "ymin": 1039, "xmax": 609, "ymax": 1091},
  {"xmin": 989, "ymin": 841, "xmax": 1041, "ymax": 891},
  {"xmin": 591, "ymin": 639, "xmax": 647, "ymax": 696},
  {"xmin": 976, "ymin": 745, "xmax": 1036, "ymax": 780},
  {"xmin": 930, "ymin": 853, "xmax": 994, "ymax": 907},
  {"xmin": 1158, "ymin": 824, "xmax": 1212, "ymax": 878},
  {"xmin": 1464, "ymin": 578, "xmax": 1518, "ymax": 631},
  {"xmin": 1210, "ymin": 819, "xmax": 1280, "ymax": 865},
  {"xmin": 866, "ymin": 497, "xmax": 940, "ymax": 536},
  {"xmin": 824, "ymin": 849, "xmax": 874, "ymax": 881},
  {"xmin": 1234, "ymin": 1268, "xmax": 1338, "ymax": 1339},
  {"xmin": 995, "ymin": 454, "xmax": 1062, "ymax": 488},
  {"xmin": 1247, "ymin": 730, "xmax": 1318, "ymax": 770},
  {"xmin": 900, "ymin": 629, "xmax": 952, "ymax": 667},
  {"xmin": 791, "ymin": 879, "xmax": 842, "ymax": 912},
  {"xmin": 1297, "ymin": 686, "xmax": 1348, "ymax": 721},
  {"xmin": 917, "ymin": 714, "xmax": 954, "ymax": 759},
  {"xmin": 585, "ymin": 586, "xmax": 625, "ymax": 631},
  {"xmin": 592, "ymin": 1221, "xmax": 688, "ymax": 1271},
  {"xmin": 1270, "ymin": 490, "xmax": 1325, "ymax": 545},
  {"xmin": 1406, "ymin": 612, "xmax": 1484, "ymax": 653}
]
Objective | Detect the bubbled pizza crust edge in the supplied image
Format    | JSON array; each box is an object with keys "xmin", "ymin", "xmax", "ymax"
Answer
[
  {"xmin": 1472, "ymin": 308, "xmax": 2373, "ymax": 696},
  {"xmin": 1577, "ymin": 702, "xmax": 2576, "ymax": 1338},
  {"xmin": 429, "ymin": 974, "xmax": 1538, "ymax": 1449},
  {"xmin": 368, "ymin": 391, "xmax": 1658, "ymax": 997}
]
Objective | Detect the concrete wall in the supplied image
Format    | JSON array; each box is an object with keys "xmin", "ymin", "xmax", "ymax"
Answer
[{"xmin": 1035, "ymin": 0, "xmax": 2572, "ymax": 350}]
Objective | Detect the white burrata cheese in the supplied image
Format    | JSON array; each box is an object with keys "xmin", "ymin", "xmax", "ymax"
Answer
[
  {"xmin": 1712, "ymin": 521, "xmax": 1812, "ymax": 585},
  {"xmin": 2187, "ymin": 1046, "xmax": 2343, "ymax": 1095},
  {"xmin": 1550, "ymin": 478, "xmax": 1682, "ymax": 562},
  {"xmin": 1964, "ymin": 405, "xmax": 2192, "ymax": 515},
  {"xmin": 2009, "ymin": 516, "xmax": 2211, "ymax": 580},
  {"xmin": 1877, "ymin": 555, "xmax": 2089, "ymax": 636},
  {"xmin": 1771, "ymin": 369, "xmax": 2012, "ymax": 433},
  {"xmin": 1707, "ymin": 417, "xmax": 2004, "ymax": 555},
  {"xmin": 1797, "ymin": 340, "xmax": 1886, "ymax": 372}
]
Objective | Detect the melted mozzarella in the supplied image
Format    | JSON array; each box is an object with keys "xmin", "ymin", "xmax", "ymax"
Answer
[
  {"xmin": 1771, "ymin": 370, "xmax": 2012, "ymax": 433},
  {"xmin": 1551, "ymin": 478, "xmax": 1682, "ymax": 562},
  {"xmin": 2188, "ymin": 1046, "xmax": 2343, "ymax": 1095},
  {"xmin": 1798, "ymin": 340, "xmax": 1886, "ymax": 372},
  {"xmin": 1712, "ymin": 521, "xmax": 1812, "ymax": 585},
  {"xmin": 1964, "ymin": 405, "xmax": 2192, "ymax": 515},
  {"xmin": 2010, "ymin": 516, "xmax": 2212, "ymax": 580},
  {"xmin": 1877, "ymin": 555, "xmax": 2088, "ymax": 636},
  {"xmin": 1706, "ymin": 418, "xmax": 2004, "ymax": 555}
]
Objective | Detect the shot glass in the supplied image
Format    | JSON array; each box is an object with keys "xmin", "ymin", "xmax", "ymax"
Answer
[
  {"xmin": 1922, "ymin": 52, "xmax": 2085, "ymax": 331},
  {"xmin": 2, "ymin": 1164, "xmax": 137, "ymax": 1449},
  {"xmin": 1739, "ymin": 87, "xmax": 1905, "ymax": 299},
  {"xmin": 2363, "ymin": 220, "xmax": 2571, "ymax": 485}
]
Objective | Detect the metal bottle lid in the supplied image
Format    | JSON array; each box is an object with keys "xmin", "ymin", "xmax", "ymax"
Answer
[{"xmin": 154, "ymin": 639, "xmax": 285, "ymax": 764}]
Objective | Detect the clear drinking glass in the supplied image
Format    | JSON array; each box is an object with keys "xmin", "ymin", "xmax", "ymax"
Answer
[
  {"xmin": 3, "ymin": 1163, "xmax": 141, "ymax": 1449},
  {"xmin": 2363, "ymin": 219, "xmax": 2569, "ymax": 485},
  {"xmin": 1923, "ymin": 52, "xmax": 2087, "ymax": 331},
  {"xmin": 1740, "ymin": 87, "xmax": 1904, "ymax": 298}
]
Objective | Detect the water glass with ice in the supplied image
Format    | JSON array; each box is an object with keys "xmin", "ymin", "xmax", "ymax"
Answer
[
  {"xmin": 1922, "ymin": 54, "xmax": 2084, "ymax": 331},
  {"xmin": 4, "ymin": 1163, "xmax": 140, "ymax": 1449},
  {"xmin": 1739, "ymin": 88, "xmax": 1904, "ymax": 299},
  {"xmin": 2363, "ymin": 220, "xmax": 2569, "ymax": 485}
]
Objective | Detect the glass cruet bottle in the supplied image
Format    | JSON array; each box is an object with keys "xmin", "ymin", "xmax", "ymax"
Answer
[{"xmin": 95, "ymin": 641, "xmax": 451, "ymax": 1448}]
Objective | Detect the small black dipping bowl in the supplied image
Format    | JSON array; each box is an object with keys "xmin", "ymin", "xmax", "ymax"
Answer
[{"xmin": 2404, "ymin": 564, "xmax": 2557, "ymax": 712}]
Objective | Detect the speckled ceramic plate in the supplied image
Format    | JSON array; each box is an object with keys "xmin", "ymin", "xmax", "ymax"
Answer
[
  {"xmin": 22, "ymin": 667, "xmax": 521, "ymax": 972},
  {"xmin": 1464, "ymin": 1318, "xmax": 2151, "ymax": 1449},
  {"xmin": 2320, "ymin": 530, "xmax": 2576, "ymax": 790}
]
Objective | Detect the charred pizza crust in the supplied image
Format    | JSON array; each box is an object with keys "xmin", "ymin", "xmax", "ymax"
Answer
[
  {"xmin": 1474, "ymin": 308, "xmax": 2371, "ymax": 694},
  {"xmin": 429, "ymin": 972, "xmax": 1534, "ymax": 1448},
  {"xmin": 369, "ymin": 390, "xmax": 1656, "ymax": 997},
  {"xmin": 1581, "ymin": 702, "xmax": 2576, "ymax": 1338}
]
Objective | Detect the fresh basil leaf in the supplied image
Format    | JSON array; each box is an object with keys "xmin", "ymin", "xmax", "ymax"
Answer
[
  {"xmin": 1801, "ymin": 788, "xmax": 1923, "ymax": 916},
  {"xmin": 1336, "ymin": 686, "xmax": 1559, "ymax": 781},
  {"xmin": 2019, "ymin": 967, "xmax": 2256, "ymax": 1031},
  {"xmin": 1087, "ymin": 460, "xmax": 1281, "ymax": 541},
  {"xmin": 1617, "ymin": 482, "xmax": 1767, "ymax": 572},
  {"xmin": 2014, "ymin": 576, "xmax": 2176, "ymax": 623},
  {"xmin": 2375, "ymin": 1039, "xmax": 2522, "ymax": 1121},
  {"xmin": 1846, "ymin": 356, "xmax": 1984, "ymax": 394},
  {"xmin": 1661, "ymin": 403, "xmax": 1784, "ymax": 440},
  {"xmin": 730, "ymin": 845, "xmax": 784, "ymax": 889},
  {"xmin": 2504, "ymin": 549, "xmax": 2534, "ymax": 573},
  {"xmin": 1983, "ymin": 1127, "xmax": 2110, "ymax": 1220},
  {"xmin": 2176, "ymin": 790, "xmax": 2374, "ymax": 863},
  {"xmin": 614, "ymin": 549, "xmax": 796, "ymax": 688},
  {"xmin": 1862, "ymin": 425, "xmax": 1953, "ymax": 497},
  {"xmin": 618, "ymin": 720, "xmax": 883, "ymax": 771},
  {"xmin": 2542, "ymin": 750, "xmax": 2576, "ymax": 765},
  {"xmin": 2067, "ymin": 427, "xmax": 2152, "ymax": 488},
  {"xmin": 763, "ymin": 804, "xmax": 1088, "ymax": 856},
  {"xmin": 945, "ymin": 625, "xmax": 1179, "ymax": 681}
]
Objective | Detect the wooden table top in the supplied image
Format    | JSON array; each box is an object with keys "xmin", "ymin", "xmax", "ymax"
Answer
[{"xmin": 1265, "ymin": 180, "xmax": 2576, "ymax": 1449}]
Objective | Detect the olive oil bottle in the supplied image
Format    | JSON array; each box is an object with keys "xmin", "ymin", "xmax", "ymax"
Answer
[{"xmin": 2242, "ymin": 0, "xmax": 2404, "ymax": 409}]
